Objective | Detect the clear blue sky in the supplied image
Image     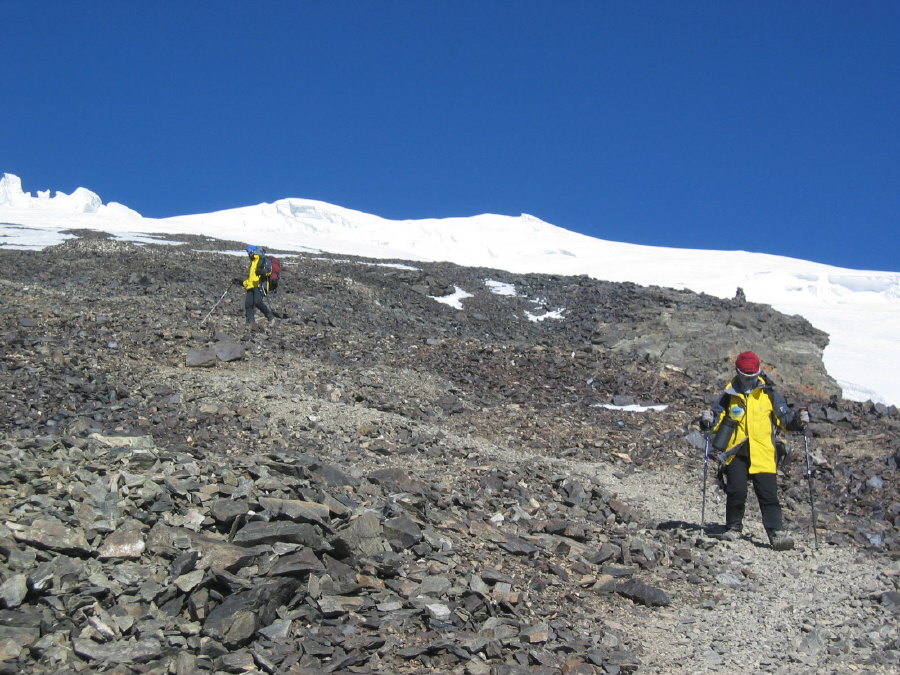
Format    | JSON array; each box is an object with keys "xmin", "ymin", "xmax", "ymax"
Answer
[{"xmin": 3, "ymin": 1, "xmax": 899, "ymax": 271}]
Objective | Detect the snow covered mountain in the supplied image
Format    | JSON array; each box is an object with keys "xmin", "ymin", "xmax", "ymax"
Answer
[{"xmin": 2, "ymin": 172, "xmax": 898, "ymax": 406}]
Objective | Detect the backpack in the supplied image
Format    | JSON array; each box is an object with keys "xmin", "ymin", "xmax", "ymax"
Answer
[{"xmin": 261, "ymin": 255, "xmax": 281, "ymax": 293}]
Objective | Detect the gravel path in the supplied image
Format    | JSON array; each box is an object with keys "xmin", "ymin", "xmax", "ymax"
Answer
[{"xmin": 590, "ymin": 462, "xmax": 899, "ymax": 674}]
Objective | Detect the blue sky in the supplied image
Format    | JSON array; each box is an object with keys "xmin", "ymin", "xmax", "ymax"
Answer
[{"xmin": 4, "ymin": 1, "xmax": 899, "ymax": 272}]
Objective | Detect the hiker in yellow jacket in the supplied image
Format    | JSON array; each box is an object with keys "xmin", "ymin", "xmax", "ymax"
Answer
[
  {"xmin": 700, "ymin": 351, "xmax": 809, "ymax": 550},
  {"xmin": 240, "ymin": 245, "xmax": 275, "ymax": 326}
]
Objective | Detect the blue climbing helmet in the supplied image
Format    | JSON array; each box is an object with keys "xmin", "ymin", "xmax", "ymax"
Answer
[{"xmin": 246, "ymin": 245, "xmax": 260, "ymax": 256}]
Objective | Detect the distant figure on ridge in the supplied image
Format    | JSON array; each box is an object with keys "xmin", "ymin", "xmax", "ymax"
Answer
[
  {"xmin": 238, "ymin": 245, "xmax": 276, "ymax": 328},
  {"xmin": 700, "ymin": 351, "xmax": 809, "ymax": 550}
]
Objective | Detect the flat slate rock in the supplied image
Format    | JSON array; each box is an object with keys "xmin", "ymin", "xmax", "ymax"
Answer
[
  {"xmin": 231, "ymin": 521, "xmax": 330, "ymax": 549},
  {"xmin": 72, "ymin": 637, "xmax": 163, "ymax": 664},
  {"xmin": 13, "ymin": 518, "xmax": 92, "ymax": 556},
  {"xmin": 186, "ymin": 347, "xmax": 217, "ymax": 367},
  {"xmin": 214, "ymin": 339, "xmax": 245, "ymax": 362},
  {"xmin": 615, "ymin": 578, "xmax": 671, "ymax": 607}
]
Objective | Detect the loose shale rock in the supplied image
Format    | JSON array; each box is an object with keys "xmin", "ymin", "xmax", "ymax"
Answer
[{"xmin": 0, "ymin": 234, "xmax": 895, "ymax": 673}]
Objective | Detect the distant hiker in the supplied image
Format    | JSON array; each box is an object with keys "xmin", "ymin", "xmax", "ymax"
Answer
[
  {"xmin": 239, "ymin": 245, "xmax": 275, "ymax": 327},
  {"xmin": 700, "ymin": 351, "xmax": 809, "ymax": 550}
]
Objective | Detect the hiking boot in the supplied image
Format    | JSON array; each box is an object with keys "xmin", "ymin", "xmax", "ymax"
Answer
[
  {"xmin": 709, "ymin": 526, "xmax": 741, "ymax": 541},
  {"xmin": 770, "ymin": 533, "xmax": 795, "ymax": 551}
]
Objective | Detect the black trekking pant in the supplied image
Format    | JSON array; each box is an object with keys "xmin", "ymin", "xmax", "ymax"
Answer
[
  {"xmin": 723, "ymin": 455, "xmax": 783, "ymax": 535},
  {"xmin": 245, "ymin": 288, "xmax": 273, "ymax": 323}
]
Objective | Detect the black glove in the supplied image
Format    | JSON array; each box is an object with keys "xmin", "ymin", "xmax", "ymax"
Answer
[
  {"xmin": 716, "ymin": 464, "xmax": 727, "ymax": 491},
  {"xmin": 232, "ymin": 278, "xmax": 244, "ymax": 286}
]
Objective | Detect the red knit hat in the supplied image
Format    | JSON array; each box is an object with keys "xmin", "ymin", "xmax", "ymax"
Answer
[{"xmin": 735, "ymin": 351, "xmax": 761, "ymax": 375}]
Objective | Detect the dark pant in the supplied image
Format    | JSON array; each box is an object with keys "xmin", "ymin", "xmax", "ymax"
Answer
[
  {"xmin": 245, "ymin": 288, "xmax": 273, "ymax": 323},
  {"xmin": 724, "ymin": 455, "xmax": 783, "ymax": 535}
]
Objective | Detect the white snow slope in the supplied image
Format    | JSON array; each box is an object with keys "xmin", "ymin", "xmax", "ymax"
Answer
[{"xmin": 2, "ymin": 172, "xmax": 898, "ymax": 406}]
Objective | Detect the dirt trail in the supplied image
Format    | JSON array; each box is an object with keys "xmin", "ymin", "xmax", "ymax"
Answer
[{"xmin": 588, "ymin": 462, "xmax": 898, "ymax": 674}]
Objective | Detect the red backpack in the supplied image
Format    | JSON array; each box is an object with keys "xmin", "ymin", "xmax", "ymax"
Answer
[{"xmin": 261, "ymin": 255, "xmax": 281, "ymax": 293}]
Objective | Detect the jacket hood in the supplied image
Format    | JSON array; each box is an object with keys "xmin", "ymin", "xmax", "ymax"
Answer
[{"xmin": 725, "ymin": 372, "xmax": 770, "ymax": 396}]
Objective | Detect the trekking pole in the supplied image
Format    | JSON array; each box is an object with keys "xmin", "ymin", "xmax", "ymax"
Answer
[
  {"xmin": 701, "ymin": 431, "xmax": 710, "ymax": 529},
  {"xmin": 802, "ymin": 422, "xmax": 820, "ymax": 550},
  {"xmin": 201, "ymin": 287, "xmax": 229, "ymax": 324}
]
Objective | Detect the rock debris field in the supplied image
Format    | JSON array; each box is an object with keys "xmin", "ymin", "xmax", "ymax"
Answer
[{"xmin": 0, "ymin": 231, "xmax": 897, "ymax": 674}]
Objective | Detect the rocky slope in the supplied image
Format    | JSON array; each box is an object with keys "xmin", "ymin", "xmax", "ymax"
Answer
[{"xmin": 0, "ymin": 232, "xmax": 896, "ymax": 674}]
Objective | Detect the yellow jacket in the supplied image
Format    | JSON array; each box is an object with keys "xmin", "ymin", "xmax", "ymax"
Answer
[
  {"xmin": 712, "ymin": 375, "xmax": 800, "ymax": 474},
  {"xmin": 242, "ymin": 254, "xmax": 267, "ymax": 291}
]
